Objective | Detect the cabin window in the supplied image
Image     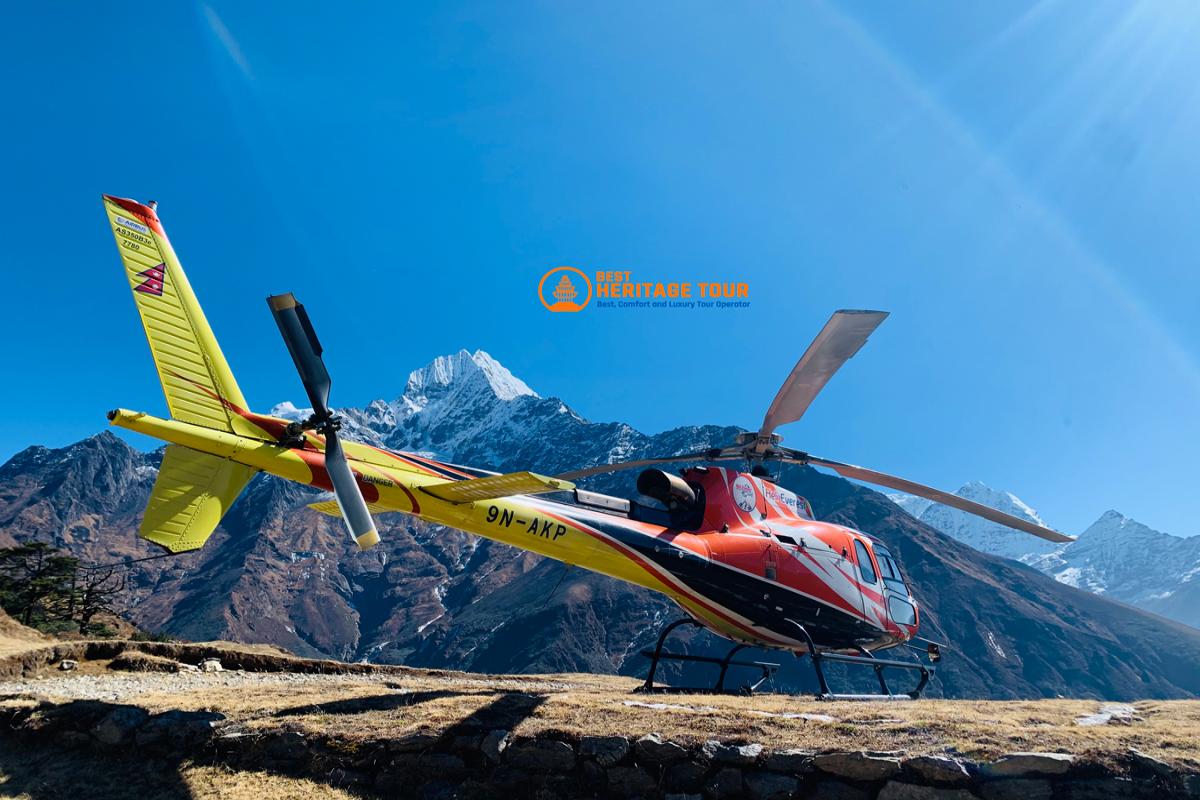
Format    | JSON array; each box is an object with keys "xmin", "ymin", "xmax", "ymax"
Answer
[
  {"xmin": 873, "ymin": 544, "xmax": 908, "ymax": 593},
  {"xmin": 888, "ymin": 596, "xmax": 917, "ymax": 625},
  {"xmin": 853, "ymin": 540, "xmax": 877, "ymax": 584}
]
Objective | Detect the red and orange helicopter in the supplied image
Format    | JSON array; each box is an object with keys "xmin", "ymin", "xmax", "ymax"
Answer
[{"xmin": 102, "ymin": 195, "xmax": 1073, "ymax": 700}]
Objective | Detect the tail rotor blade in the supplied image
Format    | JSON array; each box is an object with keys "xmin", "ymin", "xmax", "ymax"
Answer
[
  {"xmin": 324, "ymin": 430, "xmax": 380, "ymax": 550},
  {"xmin": 267, "ymin": 292, "xmax": 379, "ymax": 550},
  {"xmin": 268, "ymin": 293, "xmax": 332, "ymax": 417}
]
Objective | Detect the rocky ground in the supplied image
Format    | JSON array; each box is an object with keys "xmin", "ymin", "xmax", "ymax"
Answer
[{"xmin": 2, "ymin": 634, "xmax": 1199, "ymax": 799}]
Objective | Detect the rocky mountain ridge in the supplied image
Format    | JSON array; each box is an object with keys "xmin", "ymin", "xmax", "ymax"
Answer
[
  {"xmin": 890, "ymin": 486, "xmax": 1200, "ymax": 630},
  {"xmin": 3, "ymin": 351, "xmax": 1200, "ymax": 699}
]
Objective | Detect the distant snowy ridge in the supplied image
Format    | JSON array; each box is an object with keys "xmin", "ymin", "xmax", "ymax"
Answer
[{"xmin": 889, "ymin": 484, "xmax": 1200, "ymax": 629}]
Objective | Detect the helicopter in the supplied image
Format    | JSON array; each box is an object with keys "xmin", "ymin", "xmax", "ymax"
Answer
[{"xmin": 100, "ymin": 194, "xmax": 1073, "ymax": 700}]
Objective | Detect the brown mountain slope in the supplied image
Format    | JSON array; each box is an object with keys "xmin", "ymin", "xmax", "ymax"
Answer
[{"xmin": 2, "ymin": 432, "xmax": 1198, "ymax": 699}]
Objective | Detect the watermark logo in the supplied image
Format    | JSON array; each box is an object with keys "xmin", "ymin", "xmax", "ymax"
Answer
[
  {"xmin": 538, "ymin": 268, "xmax": 750, "ymax": 312},
  {"xmin": 538, "ymin": 266, "xmax": 592, "ymax": 312}
]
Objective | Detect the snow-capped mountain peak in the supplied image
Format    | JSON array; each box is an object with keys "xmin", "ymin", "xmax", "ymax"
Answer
[
  {"xmin": 891, "ymin": 481, "xmax": 1058, "ymax": 561},
  {"xmin": 400, "ymin": 349, "xmax": 537, "ymax": 412}
]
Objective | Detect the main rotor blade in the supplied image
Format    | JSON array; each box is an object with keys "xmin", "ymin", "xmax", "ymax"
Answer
[
  {"xmin": 268, "ymin": 293, "xmax": 332, "ymax": 418},
  {"xmin": 555, "ymin": 450, "xmax": 739, "ymax": 481},
  {"xmin": 324, "ymin": 430, "xmax": 381, "ymax": 550},
  {"xmin": 788, "ymin": 450, "xmax": 1073, "ymax": 544},
  {"xmin": 759, "ymin": 310, "xmax": 888, "ymax": 439}
]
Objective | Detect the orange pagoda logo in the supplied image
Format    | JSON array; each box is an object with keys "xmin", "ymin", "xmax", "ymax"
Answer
[{"xmin": 538, "ymin": 266, "xmax": 592, "ymax": 312}]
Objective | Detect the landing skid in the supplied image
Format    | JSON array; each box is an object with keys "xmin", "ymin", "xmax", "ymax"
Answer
[
  {"xmin": 636, "ymin": 619, "xmax": 780, "ymax": 695},
  {"xmin": 634, "ymin": 618, "xmax": 933, "ymax": 700},
  {"xmin": 786, "ymin": 619, "xmax": 932, "ymax": 701}
]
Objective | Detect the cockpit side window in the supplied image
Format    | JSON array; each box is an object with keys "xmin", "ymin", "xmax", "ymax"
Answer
[
  {"xmin": 873, "ymin": 544, "xmax": 908, "ymax": 593},
  {"xmin": 852, "ymin": 540, "xmax": 877, "ymax": 584}
]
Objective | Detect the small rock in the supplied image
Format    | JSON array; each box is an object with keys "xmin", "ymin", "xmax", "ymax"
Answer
[
  {"xmin": 451, "ymin": 733, "xmax": 482, "ymax": 752},
  {"xmin": 878, "ymin": 782, "xmax": 976, "ymax": 800},
  {"xmin": 763, "ymin": 749, "xmax": 813, "ymax": 773},
  {"xmin": 420, "ymin": 752, "xmax": 465, "ymax": 773},
  {"xmin": 1057, "ymin": 778, "xmax": 1142, "ymax": 800},
  {"xmin": 266, "ymin": 730, "xmax": 308, "ymax": 761},
  {"xmin": 389, "ymin": 732, "xmax": 440, "ymax": 753},
  {"xmin": 581, "ymin": 734, "xmax": 629, "ymax": 767},
  {"xmin": 983, "ymin": 752, "xmax": 1075, "ymax": 778},
  {"xmin": 579, "ymin": 760, "xmax": 607, "ymax": 790},
  {"xmin": 58, "ymin": 660, "xmax": 78, "ymax": 671},
  {"xmin": 481, "ymin": 729, "xmax": 509, "ymax": 763},
  {"xmin": 979, "ymin": 779, "xmax": 1053, "ymax": 800},
  {"xmin": 809, "ymin": 780, "xmax": 871, "ymax": 800},
  {"xmin": 666, "ymin": 761, "xmax": 707, "ymax": 793},
  {"xmin": 505, "ymin": 738, "xmax": 576, "ymax": 772},
  {"xmin": 328, "ymin": 768, "xmax": 369, "ymax": 787},
  {"xmin": 703, "ymin": 740, "xmax": 763, "ymax": 766},
  {"xmin": 200, "ymin": 658, "xmax": 223, "ymax": 673},
  {"xmin": 905, "ymin": 755, "xmax": 973, "ymax": 785},
  {"xmin": 704, "ymin": 767, "xmax": 743, "ymax": 799},
  {"xmin": 608, "ymin": 765, "xmax": 656, "ymax": 797},
  {"xmin": 636, "ymin": 732, "xmax": 689, "ymax": 764},
  {"xmin": 1127, "ymin": 748, "xmax": 1172, "ymax": 779},
  {"xmin": 813, "ymin": 752, "xmax": 903, "ymax": 781},
  {"xmin": 744, "ymin": 770, "xmax": 798, "ymax": 800},
  {"xmin": 91, "ymin": 706, "xmax": 150, "ymax": 745}
]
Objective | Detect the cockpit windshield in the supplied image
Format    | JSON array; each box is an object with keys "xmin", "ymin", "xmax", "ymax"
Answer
[{"xmin": 873, "ymin": 544, "xmax": 908, "ymax": 593}]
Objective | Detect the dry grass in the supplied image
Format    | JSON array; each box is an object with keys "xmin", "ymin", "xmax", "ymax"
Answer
[
  {"xmin": 73, "ymin": 668, "xmax": 1200, "ymax": 769},
  {"xmin": 5, "ymin": 634, "xmax": 1200, "ymax": 772},
  {"xmin": 0, "ymin": 737, "xmax": 357, "ymax": 799}
]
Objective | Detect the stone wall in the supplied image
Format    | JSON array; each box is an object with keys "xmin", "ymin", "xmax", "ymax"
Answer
[{"xmin": 3, "ymin": 698, "xmax": 1197, "ymax": 799}]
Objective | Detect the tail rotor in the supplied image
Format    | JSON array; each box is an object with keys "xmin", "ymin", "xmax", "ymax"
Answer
[{"xmin": 267, "ymin": 293, "xmax": 380, "ymax": 550}]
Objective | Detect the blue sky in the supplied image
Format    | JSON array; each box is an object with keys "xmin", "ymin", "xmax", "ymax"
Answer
[{"xmin": 1, "ymin": 2, "xmax": 1197, "ymax": 536}]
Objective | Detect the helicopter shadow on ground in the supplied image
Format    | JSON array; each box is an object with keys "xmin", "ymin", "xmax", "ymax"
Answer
[{"xmin": 0, "ymin": 689, "xmax": 550, "ymax": 800}]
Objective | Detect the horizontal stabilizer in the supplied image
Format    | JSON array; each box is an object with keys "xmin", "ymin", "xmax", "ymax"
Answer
[
  {"xmin": 307, "ymin": 499, "xmax": 388, "ymax": 518},
  {"xmin": 421, "ymin": 471, "xmax": 575, "ymax": 504}
]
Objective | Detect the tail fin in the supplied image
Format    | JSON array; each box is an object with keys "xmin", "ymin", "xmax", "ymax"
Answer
[
  {"xmin": 102, "ymin": 195, "xmax": 260, "ymax": 438},
  {"xmin": 103, "ymin": 195, "xmax": 260, "ymax": 552},
  {"xmin": 142, "ymin": 445, "xmax": 256, "ymax": 553}
]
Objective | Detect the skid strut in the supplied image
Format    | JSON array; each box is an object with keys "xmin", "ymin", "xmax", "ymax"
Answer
[
  {"xmin": 786, "ymin": 619, "xmax": 932, "ymax": 701},
  {"xmin": 636, "ymin": 619, "xmax": 780, "ymax": 695}
]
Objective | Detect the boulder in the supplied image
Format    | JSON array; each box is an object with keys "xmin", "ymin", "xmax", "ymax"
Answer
[
  {"xmin": 135, "ymin": 709, "xmax": 226, "ymax": 747},
  {"xmin": 666, "ymin": 761, "xmax": 707, "ymax": 793},
  {"xmin": 505, "ymin": 738, "xmax": 576, "ymax": 772},
  {"xmin": 877, "ymin": 781, "xmax": 977, "ymax": 800},
  {"xmin": 200, "ymin": 658, "xmax": 223, "ymax": 673},
  {"xmin": 763, "ymin": 749, "xmax": 813, "ymax": 773},
  {"xmin": 979, "ymin": 779, "xmax": 1052, "ymax": 800},
  {"xmin": 744, "ymin": 770, "xmax": 798, "ymax": 800},
  {"xmin": 608, "ymin": 765, "xmax": 656, "ymax": 797},
  {"xmin": 812, "ymin": 752, "xmax": 903, "ymax": 781},
  {"xmin": 389, "ymin": 732, "xmax": 441, "ymax": 753},
  {"xmin": 983, "ymin": 753, "xmax": 1075, "ymax": 778},
  {"xmin": 1057, "ymin": 778, "xmax": 1144, "ymax": 800},
  {"xmin": 703, "ymin": 741, "xmax": 763, "ymax": 766},
  {"xmin": 905, "ymin": 755, "xmax": 973, "ymax": 785},
  {"xmin": 58, "ymin": 659, "xmax": 78, "ymax": 671},
  {"xmin": 1127, "ymin": 749, "xmax": 1173, "ymax": 779},
  {"xmin": 91, "ymin": 706, "xmax": 149, "ymax": 745},
  {"xmin": 266, "ymin": 730, "xmax": 309, "ymax": 761},
  {"xmin": 481, "ymin": 729, "xmax": 509, "ymax": 764},
  {"xmin": 636, "ymin": 733, "xmax": 689, "ymax": 764},
  {"xmin": 809, "ymin": 780, "xmax": 872, "ymax": 800},
  {"xmin": 581, "ymin": 734, "xmax": 629, "ymax": 767},
  {"xmin": 704, "ymin": 767, "xmax": 744, "ymax": 799}
]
